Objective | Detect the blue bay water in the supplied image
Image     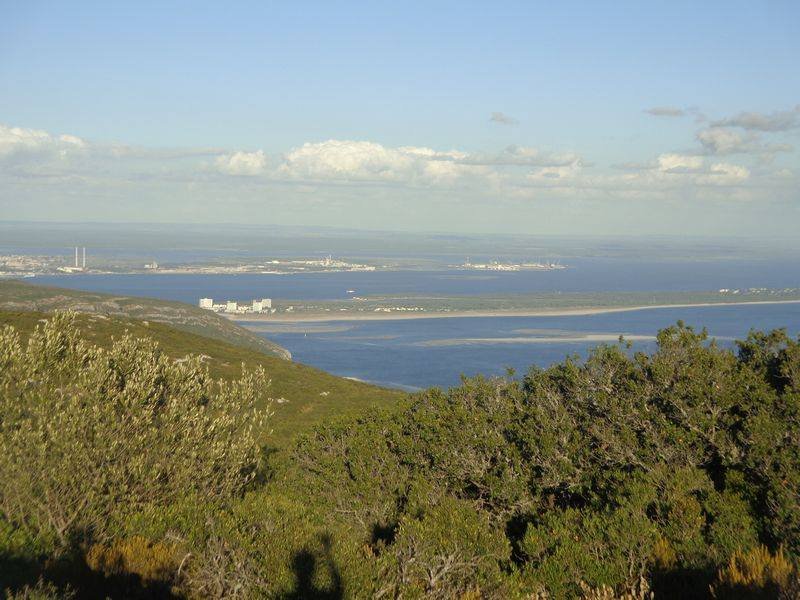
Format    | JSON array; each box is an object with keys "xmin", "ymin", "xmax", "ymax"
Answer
[
  {"xmin": 28, "ymin": 257, "xmax": 800, "ymax": 301},
  {"xmin": 239, "ymin": 304, "xmax": 800, "ymax": 390},
  {"xmin": 28, "ymin": 262, "xmax": 800, "ymax": 389}
]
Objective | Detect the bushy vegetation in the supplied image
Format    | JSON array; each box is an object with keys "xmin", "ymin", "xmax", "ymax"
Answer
[
  {"xmin": 0, "ymin": 310, "xmax": 405, "ymax": 446},
  {"xmin": 1, "ymin": 315, "xmax": 799, "ymax": 598}
]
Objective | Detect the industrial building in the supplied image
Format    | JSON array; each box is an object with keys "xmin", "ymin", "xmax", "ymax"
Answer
[{"xmin": 58, "ymin": 246, "xmax": 87, "ymax": 273}]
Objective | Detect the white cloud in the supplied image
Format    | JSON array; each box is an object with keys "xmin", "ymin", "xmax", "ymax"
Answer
[
  {"xmin": 275, "ymin": 140, "xmax": 585, "ymax": 187},
  {"xmin": 0, "ymin": 122, "xmax": 786, "ymax": 215},
  {"xmin": 653, "ymin": 155, "xmax": 749, "ymax": 185},
  {"xmin": 657, "ymin": 153, "xmax": 704, "ymax": 173},
  {"xmin": 696, "ymin": 128, "xmax": 752, "ymax": 155},
  {"xmin": 396, "ymin": 146, "xmax": 468, "ymax": 161},
  {"xmin": 0, "ymin": 124, "xmax": 85, "ymax": 159},
  {"xmin": 700, "ymin": 163, "xmax": 750, "ymax": 185},
  {"xmin": 215, "ymin": 150, "xmax": 268, "ymax": 176},
  {"xmin": 277, "ymin": 140, "xmax": 490, "ymax": 185},
  {"xmin": 58, "ymin": 134, "xmax": 86, "ymax": 148},
  {"xmin": 601, "ymin": 153, "xmax": 753, "ymax": 192},
  {"xmin": 279, "ymin": 140, "xmax": 414, "ymax": 182},
  {"xmin": 422, "ymin": 157, "xmax": 486, "ymax": 183}
]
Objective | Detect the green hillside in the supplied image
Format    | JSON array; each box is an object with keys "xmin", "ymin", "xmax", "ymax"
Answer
[
  {"xmin": 0, "ymin": 310, "xmax": 405, "ymax": 447},
  {"xmin": 0, "ymin": 279, "xmax": 290, "ymax": 359}
]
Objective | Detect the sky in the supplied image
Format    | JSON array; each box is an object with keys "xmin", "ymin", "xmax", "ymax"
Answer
[{"xmin": 1, "ymin": 1, "xmax": 799, "ymax": 236}]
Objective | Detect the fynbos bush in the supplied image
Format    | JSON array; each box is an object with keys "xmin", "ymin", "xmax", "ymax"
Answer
[
  {"xmin": 3, "ymin": 317, "xmax": 800, "ymax": 598},
  {"xmin": 0, "ymin": 312, "xmax": 272, "ymax": 551}
]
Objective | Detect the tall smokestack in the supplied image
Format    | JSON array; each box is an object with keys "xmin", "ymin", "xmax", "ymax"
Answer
[
  {"xmin": 75, "ymin": 247, "xmax": 78, "ymax": 268},
  {"xmin": 82, "ymin": 247, "xmax": 86, "ymax": 269}
]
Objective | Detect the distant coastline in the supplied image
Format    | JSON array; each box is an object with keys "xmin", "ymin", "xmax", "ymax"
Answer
[{"xmin": 229, "ymin": 298, "xmax": 800, "ymax": 324}]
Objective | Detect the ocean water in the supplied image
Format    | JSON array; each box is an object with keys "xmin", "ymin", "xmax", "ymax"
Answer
[{"xmin": 27, "ymin": 263, "xmax": 800, "ymax": 390}]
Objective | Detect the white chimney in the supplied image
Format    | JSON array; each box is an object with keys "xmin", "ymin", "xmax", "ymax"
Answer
[
  {"xmin": 74, "ymin": 246, "xmax": 79, "ymax": 267},
  {"xmin": 82, "ymin": 247, "xmax": 86, "ymax": 269}
]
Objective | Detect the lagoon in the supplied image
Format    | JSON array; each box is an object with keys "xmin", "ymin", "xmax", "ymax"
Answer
[
  {"xmin": 29, "ymin": 263, "xmax": 800, "ymax": 389},
  {"xmin": 240, "ymin": 303, "xmax": 800, "ymax": 389}
]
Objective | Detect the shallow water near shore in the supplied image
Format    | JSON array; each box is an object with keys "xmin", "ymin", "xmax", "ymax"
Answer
[{"xmin": 242, "ymin": 303, "xmax": 800, "ymax": 390}]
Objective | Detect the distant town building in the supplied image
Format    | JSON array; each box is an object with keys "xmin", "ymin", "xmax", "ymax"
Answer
[
  {"xmin": 252, "ymin": 298, "xmax": 272, "ymax": 312},
  {"xmin": 144, "ymin": 262, "xmax": 159, "ymax": 270},
  {"xmin": 198, "ymin": 297, "xmax": 275, "ymax": 315},
  {"xmin": 460, "ymin": 258, "xmax": 565, "ymax": 272}
]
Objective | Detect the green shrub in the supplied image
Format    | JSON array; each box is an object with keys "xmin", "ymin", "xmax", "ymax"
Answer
[
  {"xmin": 377, "ymin": 496, "xmax": 512, "ymax": 599},
  {"xmin": 520, "ymin": 503, "xmax": 658, "ymax": 599},
  {"xmin": 0, "ymin": 313, "xmax": 272, "ymax": 551}
]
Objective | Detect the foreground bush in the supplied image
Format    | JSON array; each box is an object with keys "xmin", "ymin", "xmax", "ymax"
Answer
[
  {"xmin": 376, "ymin": 496, "xmax": 512, "ymax": 599},
  {"xmin": 283, "ymin": 323, "xmax": 800, "ymax": 598},
  {"xmin": 0, "ymin": 312, "xmax": 271, "ymax": 553}
]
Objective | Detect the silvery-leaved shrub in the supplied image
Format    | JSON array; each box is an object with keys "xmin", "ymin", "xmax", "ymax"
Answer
[{"xmin": 0, "ymin": 312, "xmax": 271, "ymax": 552}]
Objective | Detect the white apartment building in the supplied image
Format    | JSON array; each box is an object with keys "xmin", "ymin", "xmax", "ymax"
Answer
[
  {"xmin": 199, "ymin": 297, "xmax": 273, "ymax": 314},
  {"xmin": 252, "ymin": 298, "xmax": 272, "ymax": 312}
]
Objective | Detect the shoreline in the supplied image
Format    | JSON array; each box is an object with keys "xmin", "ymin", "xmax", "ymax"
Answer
[{"xmin": 227, "ymin": 299, "xmax": 800, "ymax": 324}]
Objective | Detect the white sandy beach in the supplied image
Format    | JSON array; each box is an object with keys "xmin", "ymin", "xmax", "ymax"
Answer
[{"xmin": 228, "ymin": 299, "xmax": 800, "ymax": 324}]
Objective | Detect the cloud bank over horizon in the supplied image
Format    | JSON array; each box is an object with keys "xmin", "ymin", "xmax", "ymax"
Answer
[{"xmin": 1, "ymin": 104, "xmax": 798, "ymax": 235}]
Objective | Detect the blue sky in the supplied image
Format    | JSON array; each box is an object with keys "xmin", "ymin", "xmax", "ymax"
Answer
[{"xmin": 1, "ymin": 1, "xmax": 798, "ymax": 235}]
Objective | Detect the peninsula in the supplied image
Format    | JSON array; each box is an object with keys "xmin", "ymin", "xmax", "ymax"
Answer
[{"xmin": 226, "ymin": 289, "xmax": 800, "ymax": 323}]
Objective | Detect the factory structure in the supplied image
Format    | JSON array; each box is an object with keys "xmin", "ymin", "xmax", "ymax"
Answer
[
  {"xmin": 199, "ymin": 297, "xmax": 274, "ymax": 314},
  {"xmin": 58, "ymin": 247, "xmax": 87, "ymax": 273}
]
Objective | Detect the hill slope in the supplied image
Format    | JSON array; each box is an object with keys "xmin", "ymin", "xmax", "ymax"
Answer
[
  {"xmin": 0, "ymin": 310, "xmax": 406, "ymax": 447},
  {"xmin": 0, "ymin": 279, "xmax": 289, "ymax": 359}
]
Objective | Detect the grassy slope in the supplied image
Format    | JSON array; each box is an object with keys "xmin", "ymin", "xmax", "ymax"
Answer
[
  {"xmin": 0, "ymin": 310, "xmax": 406, "ymax": 447},
  {"xmin": 0, "ymin": 279, "xmax": 290, "ymax": 359}
]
